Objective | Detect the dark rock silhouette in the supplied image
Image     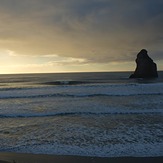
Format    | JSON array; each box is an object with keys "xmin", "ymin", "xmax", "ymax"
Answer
[{"xmin": 130, "ymin": 49, "xmax": 158, "ymax": 78}]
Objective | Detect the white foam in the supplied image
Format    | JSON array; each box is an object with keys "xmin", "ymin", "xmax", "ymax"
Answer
[
  {"xmin": 9, "ymin": 142, "xmax": 163, "ymax": 157},
  {"xmin": 0, "ymin": 82, "xmax": 163, "ymax": 157},
  {"xmin": 0, "ymin": 83, "xmax": 163, "ymax": 99}
]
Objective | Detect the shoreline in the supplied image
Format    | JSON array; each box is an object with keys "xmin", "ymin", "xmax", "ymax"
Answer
[{"xmin": 0, "ymin": 152, "xmax": 163, "ymax": 163}]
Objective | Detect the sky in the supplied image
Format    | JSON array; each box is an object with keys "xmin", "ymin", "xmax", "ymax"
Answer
[{"xmin": 0, "ymin": 0, "xmax": 163, "ymax": 74}]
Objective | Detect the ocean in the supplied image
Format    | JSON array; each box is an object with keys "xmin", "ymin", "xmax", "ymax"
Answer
[{"xmin": 0, "ymin": 71, "xmax": 163, "ymax": 157}]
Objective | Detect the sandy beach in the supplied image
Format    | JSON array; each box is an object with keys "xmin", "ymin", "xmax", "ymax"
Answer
[{"xmin": 0, "ymin": 153, "xmax": 163, "ymax": 163}]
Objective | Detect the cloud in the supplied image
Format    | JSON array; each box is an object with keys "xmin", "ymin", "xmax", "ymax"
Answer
[
  {"xmin": 0, "ymin": 49, "xmax": 90, "ymax": 73},
  {"xmin": 0, "ymin": 0, "xmax": 163, "ymax": 66}
]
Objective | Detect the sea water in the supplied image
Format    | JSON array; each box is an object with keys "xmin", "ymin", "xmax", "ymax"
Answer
[{"xmin": 0, "ymin": 72, "xmax": 163, "ymax": 157}]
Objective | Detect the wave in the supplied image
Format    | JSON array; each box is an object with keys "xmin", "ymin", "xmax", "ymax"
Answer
[
  {"xmin": 0, "ymin": 87, "xmax": 34, "ymax": 91},
  {"xmin": 0, "ymin": 92, "xmax": 163, "ymax": 100},
  {"xmin": 0, "ymin": 110, "xmax": 162, "ymax": 118},
  {"xmin": 0, "ymin": 82, "xmax": 163, "ymax": 99},
  {"xmin": 41, "ymin": 80, "xmax": 89, "ymax": 85}
]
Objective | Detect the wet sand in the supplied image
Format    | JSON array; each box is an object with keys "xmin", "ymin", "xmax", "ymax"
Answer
[{"xmin": 0, "ymin": 152, "xmax": 163, "ymax": 163}]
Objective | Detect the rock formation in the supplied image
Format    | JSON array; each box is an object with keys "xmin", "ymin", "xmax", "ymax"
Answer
[{"xmin": 130, "ymin": 49, "xmax": 158, "ymax": 78}]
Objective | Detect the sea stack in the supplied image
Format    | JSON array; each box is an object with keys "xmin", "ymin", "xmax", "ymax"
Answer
[{"xmin": 130, "ymin": 49, "xmax": 158, "ymax": 78}]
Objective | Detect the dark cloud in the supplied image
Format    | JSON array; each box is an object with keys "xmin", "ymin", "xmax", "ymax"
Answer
[{"xmin": 0, "ymin": 0, "xmax": 163, "ymax": 64}]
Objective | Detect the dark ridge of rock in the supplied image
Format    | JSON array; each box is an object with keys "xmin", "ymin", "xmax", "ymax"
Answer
[{"xmin": 130, "ymin": 49, "xmax": 158, "ymax": 78}]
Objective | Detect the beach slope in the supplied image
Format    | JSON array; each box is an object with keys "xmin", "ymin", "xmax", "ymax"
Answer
[{"xmin": 0, "ymin": 153, "xmax": 163, "ymax": 163}]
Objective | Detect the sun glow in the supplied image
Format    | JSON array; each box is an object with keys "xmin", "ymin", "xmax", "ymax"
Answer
[{"xmin": 0, "ymin": 49, "xmax": 138, "ymax": 74}]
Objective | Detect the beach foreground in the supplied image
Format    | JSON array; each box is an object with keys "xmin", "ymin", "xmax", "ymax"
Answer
[{"xmin": 0, "ymin": 153, "xmax": 163, "ymax": 163}]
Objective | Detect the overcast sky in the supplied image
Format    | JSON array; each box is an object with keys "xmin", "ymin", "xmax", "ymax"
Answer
[{"xmin": 0, "ymin": 0, "xmax": 163, "ymax": 73}]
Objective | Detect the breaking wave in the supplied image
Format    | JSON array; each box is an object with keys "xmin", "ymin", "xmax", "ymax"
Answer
[
  {"xmin": 0, "ymin": 82, "xmax": 163, "ymax": 99},
  {"xmin": 0, "ymin": 92, "xmax": 163, "ymax": 100},
  {"xmin": 0, "ymin": 110, "xmax": 162, "ymax": 119}
]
